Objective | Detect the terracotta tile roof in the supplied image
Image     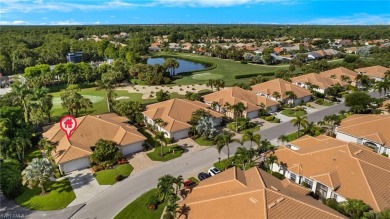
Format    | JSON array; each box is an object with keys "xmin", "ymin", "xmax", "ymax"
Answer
[
  {"xmin": 177, "ymin": 167, "xmax": 345, "ymax": 219},
  {"xmin": 143, "ymin": 99, "xmax": 223, "ymax": 133},
  {"xmin": 291, "ymin": 73, "xmax": 347, "ymax": 90},
  {"xmin": 42, "ymin": 113, "xmax": 146, "ymax": 164},
  {"xmin": 337, "ymin": 114, "xmax": 390, "ymax": 147},
  {"xmin": 355, "ymin": 65, "xmax": 390, "ymax": 79},
  {"xmin": 203, "ymin": 87, "xmax": 279, "ymax": 112},
  {"xmin": 319, "ymin": 67, "xmax": 357, "ymax": 84},
  {"xmin": 275, "ymin": 135, "xmax": 390, "ymax": 211},
  {"xmin": 251, "ymin": 78, "xmax": 312, "ymax": 100}
]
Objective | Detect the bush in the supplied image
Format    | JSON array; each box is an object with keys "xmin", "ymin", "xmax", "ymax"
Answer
[
  {"xmin": 93, "ymin": 164, "xmax": 104, "ymax": 172},
  {"xmin": 163, "ymin": 212, "xmax": 174, "ymax": 219},
  {"xmin": 315, "ymin": 99, "xmax": 324, "ymax": 105},
  {"xmin": 323, "ymin": 198, "xmax": 341, "ymax": 212},
  {"xmin": 265, "ymin": 115, "xmax": 275, "ymax": 121},
  {"xmin": 274, "ymin": 118, "xmax": 281, "ymax": 123},
  {"xmin": 0, "ymin": 160, "xmax": 22, "ymax": 199},
  {"xmin": 117, "ymin": 157, "xmax": 128, "ymax": 165},
  {"xmin": 234, "ymin": 72, "xmax": 274, "ymax": 79},
  {"xmin": 116, "ymin": 174, "xmax": 123, "ymax": 182},
  {"xmin": 240, "ymin": 61, "xmax": 247, "ymax": 64},
  {"xmin": 271, "ymin": 172, "xmax": 286, "ymax": 180},
  {"xmin": 148, "ymin": 194, "xmax": 160, "ymax": 206}
]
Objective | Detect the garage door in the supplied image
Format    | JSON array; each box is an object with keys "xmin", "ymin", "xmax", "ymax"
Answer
[
  {"xmin": 122, "ymin": 142, "xmax": 143, "ymax": 156},
  {"xmin": 62, "ymin": 157, "xmax": 90, "ymax": 174}
]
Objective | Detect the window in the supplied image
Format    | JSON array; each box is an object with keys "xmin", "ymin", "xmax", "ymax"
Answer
[
  {"xmin": 304, "ymin": 178, "xmax": 313, "ymax": 189},
  {"xmin": 331, "ymin": 192, "xmax": 338, "ymax": 200},
  {"xmin": 290, "ymin": 173, "xmax": 296, "ymax": 182}
]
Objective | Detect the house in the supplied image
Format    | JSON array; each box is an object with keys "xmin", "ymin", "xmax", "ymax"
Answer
[
  {"xmin": 42, "ymin": 113, "xmax": 147, "ymax": 174},
  {"xmin": 306, "ymin": 51, "xmax": 323, "ymax": 60},
  {"xmin": 335, "ymin": 114, "xmax": 390, "ymax": 155},
  {"xmin": 380, "ymin": 100, "xmax": 390, "ymax": 114},
  {"xmin": 291, "ymin": 73, "xmax": 347, "ymax": 94},
  {"xmin": 203, "ymin": 87, "xmax": 280, "ymax": 119},
  {"xmin": 169, "ymin": 43, "xmax": 180, "ymax": 51},
  {"xmin": 272, "ymin": 135, "xmax": 390, "ymax": 211},
  {"xmin": 177, "ymin": 167, "xmax": 346, "ymax": 219},
  {"xmin": 345, "ymin": 47, "xmax": 358, "ymax": 54},
  {"xmin": 319, "ymin": 67, "xmax": 358, "ymax": 86},
  {"xmin": 66, "ymin": 52, "xmax": 83, "ymax": 63},
  {"xmin": 251, "ymin": 79, "xmax": 312, "ymax": 105},
  {"xmin": 355, "ymin": 65, "xmax": 390, "ymax": 81},
  {"xmin": 142, "ymin": 99, "xmax": 223, "ymax": 140},
  {"xmin": 323, "ymin": 49, "xmax": 339, "ymax": 56}
]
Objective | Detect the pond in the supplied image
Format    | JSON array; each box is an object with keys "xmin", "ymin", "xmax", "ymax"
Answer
[{"xmin": 146, "ymin": 57, "xmax": 206, "ymax": 75}]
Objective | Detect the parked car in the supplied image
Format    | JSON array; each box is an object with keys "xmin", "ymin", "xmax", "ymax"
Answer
[
  {"xmin": 198, "ymin": 172, "xmax": 210, "ymax": 181},
  {"xmin": 208, "ymin": 167, "xmax": 221, "ymax": 176},
  {"xmin": 184, "ymin": 180, "xmax": 197, "ymax": 189}
]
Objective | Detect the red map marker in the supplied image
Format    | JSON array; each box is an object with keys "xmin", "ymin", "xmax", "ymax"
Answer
[{"xmin": 60, "ymin": 115, "xmax": 77, "ymax": 140}]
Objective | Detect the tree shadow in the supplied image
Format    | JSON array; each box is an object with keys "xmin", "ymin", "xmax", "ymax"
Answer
[
  {"xmin": 65, "ymin": 171, "xmax": 95, "ymax": 190},
  {"xmin": 176, "ymin": 204, "xmax": 191, "ymax": 219}
]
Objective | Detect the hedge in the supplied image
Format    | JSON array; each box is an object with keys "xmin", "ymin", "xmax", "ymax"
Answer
[
  {"xmin": 234, "ymin": 72, "xmax": 274, "ymax": 79},
  {"xmin": 265, "ymin": 115, "xmax": 275, "ymax": 121},
  {"xmin": 0, "ymin": 160, "xmax": 22, "ymax": 199}
]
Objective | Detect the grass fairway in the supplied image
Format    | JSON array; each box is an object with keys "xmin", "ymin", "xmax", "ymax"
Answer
[
  {"xmin": 15, "ymin": 180, "xmax": 75, "ymax": 210},
  {"xmin": 95, "ymin": 164, "xmax": 134, "ymax": 185},
  {"xmin": 114, "ymin": 188, "xmax": 167, "ymax": 219},
  {"xmin": 157, "ymin": 52, "xmax": 288, "ymax": 86}
]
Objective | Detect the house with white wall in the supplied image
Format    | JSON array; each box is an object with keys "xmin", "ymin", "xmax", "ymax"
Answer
[
  {"xmin": 143, "ymin": 99, "xmax": 223, "ymax": 140},
  {"xmin": 319, "ymin": 67, "xmax": 359, "ymax": 86},
  {"xmin": 203, "ymin": 87, "xmax": 280, "ymax": 119},
  {"xmin": 335, "ymin": 114, "xmax": 390, "ymax": 156},
  {"xmin": 291, "ymin": 73, "xmax": 347, "ymax": 94},
  {"xmin": 271, "ymin": 135, "xmax": 390, "ymax": 212},
  {"xmin": 251, "ymin": 78, "xmax": 312, "ymax": 105},
  {"xmin": 42, "ymin": 113, "xmax": 146, "ymax": 174},
  {"xmin": 355, "ymin": 65, "xmax": 390, "ymax": 82}
]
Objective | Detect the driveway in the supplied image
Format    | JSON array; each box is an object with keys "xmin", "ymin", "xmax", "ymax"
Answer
[{"xmin": 66, "ymin": 169, "xmax": 110, "ymax": 207}]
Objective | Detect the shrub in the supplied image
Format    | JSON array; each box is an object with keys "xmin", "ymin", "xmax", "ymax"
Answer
[
  {"xmin": 148, "ymin": 194, "xmax": 160, "ymax": 206},
  {"xmin": 265, "ymin": 115, "xmax": 275, "ymax": 121},
  {"xmin": 116, "ymin": 174, "xmax": 123, "ymax": 182},
  {"xmin": 240, "ymin": 61, "xmax": 247, "ymax": 64},
  {"xmin": 234, "ymin": 72, "xmax": 274, "ymax": 79},
  {"xmin": 0, "ymin": 160, "xmax": 22, "ymax": 199},
  {"xmin": 192, "ymin": 88, "xmax": 196, "ymax": 90},
  {"xmin": 271, "ymin": 172, "xmax": 286, "ymax": 180},
  {"xmin": 93, "ymin": 164, "xmax": 104, "ymax": 172},
  {"xmin": 323, "ymin": 198, "xmax": 341, "ymax": 212},
  {"xmin": 274, "ymin": 118, "xmax": 281, "ymax": 123},
  {"xmin": 163, "ymin": 212, "xmax": 174, "ymax": 219},
  {"xmin": 315, "ymin": 99, "xmax": 324, "ymax": 105}
]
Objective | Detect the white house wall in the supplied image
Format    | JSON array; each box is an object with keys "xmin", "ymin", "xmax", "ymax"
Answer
[
  {"xmin": 336, "ymin": 131, "xmax": 358, "ymax": 143},
  {"xmin": 60, "ymin": 157, "xmax": 90, "ymax": 174},
  {"xmin": 172, "ymin": 129, "xmax": 190, "ymax": 140},
  {"xmin": 268, "ymin": 106, "xmax": 278, "ymax": 113},
  {"xmin": 122, "ymin": 141, "xmax": 144, "ymax": 156},
  {"xmin": 246, "ymin": 110, "xmax": 259, "ymax": 119}
]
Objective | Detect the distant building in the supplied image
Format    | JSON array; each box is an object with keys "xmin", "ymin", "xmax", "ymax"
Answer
[{"xmin": 66, "ymin": 52, "xmax": 83, "ymax": 63}]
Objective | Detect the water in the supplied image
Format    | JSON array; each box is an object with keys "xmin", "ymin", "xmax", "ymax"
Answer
[{"xmin": 146, "ymin": 57, "xmax": 206, "ymax": 75}]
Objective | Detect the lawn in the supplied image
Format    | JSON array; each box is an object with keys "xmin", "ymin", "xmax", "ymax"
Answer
[
  {"xmin": 25, "ymin": 147, "xmax": 42, "ymax": 162},
  {"xmin": 114, "ymin": 188, "xmax": 167, "ymax": 219},
  {"xmin": 214, "ymin": 157, "xmax": 236, "ymax": 171},
  {"xmin": 314, "ymin": 99, "xmax": 334, "ymax": 106},
  {"xmin": 156, "ymin": 52, "xmax": 288, "ymax": 86},
  {"xmin": 285, "ymin": 131, "xmax": 306, "ymax": 142},
  {"xmin": 95, "ymin": 164, "xmax": 134, "ymax": 185},
  {"xmin": 226, "ymin": 122, "xmax": 260, "ymax": 133},
  {"xmin": 281, "ymin": 109, "xmax": 307, "ymax": 117},
  {"xmin": 15, "ymin": 179, "xmax": 75, "ymax": 210},
  {"xmin": 195, "ymin": 136, "xmax": 214, "ymax": 146},
  {"xmin": 147, "ymin": 145, "xmax": 184, "ymax": 162}
]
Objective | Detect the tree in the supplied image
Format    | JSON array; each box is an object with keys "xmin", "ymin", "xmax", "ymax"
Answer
[
  {"xmin": 185, "ymin": 92, "xmax": 202, "ymax": 101},
  {"xmin": 206, "ymin": 79, "xmax": 215, "ymax": 91},
  {"xmin": 355, "ymin": 73, "xmax": 371, "ymax": 90},
  {"xmin": 373, "ymin": 79, "xmax": 390, "ymax": 98},
  {"xmin": 265, "ymin": 154, "xmax": 278, "ymax": 173},
  {"xmin": 163, "ymin": 58, "xmax": 179, "ymax": 77},
  {"xmin": 291, "ymin": 115, "xmax": 308, "ymax": 138},
  {"xmin": 277, "ymin": 134, "xmax": 289, "ymax": 144},
  {"xmin": 304, "ymin": 121, "xmax": 320, "ymax": 136},
  {"xmin": 284, "ymin": 91, "xmax": 297, "ymax": 105},
  {"xmin": 272, "ymin": 91, "xmax": 281, "ymax": 101},
  {"xmin": 13, "ymin": 135, "xmax": 32, "ymax": 162},
  {"xmin": 60, "ymin": 86, "xmax": 93, "ymax": 117},
  {"xmin": 113, "ymin": 101, "xmax": 144, "ymax": 124},
  {"xmin": 235, "ymin": 147, "xmax": 249, "ymax": 170},
  {"xmin": 11, "ymin": 82, "xmax": 32, "ymax": 123},
  {"xmin": 0, "ymin": 159, "xmax": 22, "ymax": 199},
  {"xmin": 30, "ymin": 87, "xmax": 53, "ymax": 124},
  {"xmin": 96, "ymin": 71, "xmax": 116, "ymax": 113},
  {"xmin": 242, "ymin": 130, "xmax": 261, "ymax": 148},
  {"xmin": 377, "ymin": 208, "xmax": 390, "ymax": 219},
  {"xmin": 174, "ymin": 175, "xmax": 184, "ymax": 196},
  {"xmin": 156, "ymin": 89, "xmax": 170, "ymax": 102},
  {"xmin": 318, "ymin": 114, "xmax": 341, "ymax": 136},
  {"xmin": 231, "ymin": 102, "xmax": 246, "ymax": 132},
  {"xmin": 189, "ymin": 109, "xmax": 211, "ymax": 125},
  {"xmin": 214, "ymin": 79, "xmax": 225, "ymax": 91},
  {"xmin": 39, "ymin": 137, "xmax": 56, "ymax": 159},
  {"xmin": 341, "ymin": 199, "xmax": 371, "ymax": 219},
  {"xmin": 155, "ymin": 131, "xmax": 169, "ymax": 157},
  {"xmin": 90, "ymin": 139, "xmax": 122, "ymax": 166},
  {"xmin": 214, "ymin": 130, "xmax": 235, "ymax": 160},
  {"xmin": 157, "ymin": 174, "xmax": 175, "ymax": 202},
  {"xmin": 345, "ymin": 92, "xmax": 372, "ymax": 113},
  {"xmin": 195, "ymin": 116, "xmax": 217, "ymax": 139},
  {"xmin": 22, "ymin": 158, "xmax": 54, "ymax": 195}
]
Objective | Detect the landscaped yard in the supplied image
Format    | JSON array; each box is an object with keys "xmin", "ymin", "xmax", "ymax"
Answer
[
  {"xmin": 281, "ymin": 109, "xmax": 307, "ymax": 117},
  {"xmin": 226, "ymin": 121, "xmax": 260, "ymax": 133},
  {"xmin": 114, "ymin": 188, "xmax": 167, "ymax": 219},
  {"xmin": 138, "ymin": 128, "xmax": 157, "ymax": 147},
  {"xmin": 195, "ymin": 136, "xmax": 214, "ymax": 146},
  {"xmin": 214, "ymin": 157, "xmax": 236, "ymax": 171},
  {"xmin": 315, "ymin": 99, "xmax": 334, "ymax": 106},
  {"xmin": 156, "ymin": 52, "xmax": 288, "ymax": 86},
  {"xmin": 15, "ymin": 180, "xmax": 75, "ymax": 210},
  {"xmin": 95, "ymin": 164, "xmax": 134, "ymax": 185},
  {"xmin": 147, "ymin": 145, "xmax": 184, "ymax": 162}
]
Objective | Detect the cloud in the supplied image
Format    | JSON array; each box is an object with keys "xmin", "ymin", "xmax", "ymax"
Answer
[
  {"xmin": 0, "ymin": 20, "xmax": 29, "ymax": 25},
  {"xmin": 154, "ymin": 0, "xmax": 284, "ymax": 7},
  {"xmin": 49, "ymin": 20, "xmax": 82, "ymax": 25},
  {"xmin": 306, "ymin": 13, "xmax": 390, "ymax": 25}
]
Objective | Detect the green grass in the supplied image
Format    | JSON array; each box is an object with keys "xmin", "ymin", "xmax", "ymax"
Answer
[
  {"xmin": 146, "ymin": 145, "xmax": 184, "ymax": 162},
  {"xmin": 188, "ymin": 177, "xmax": 199, "ymax": 183},
  {"xmin": 114, "ymin": 188, "xmax": 167, "ymax": 219},
  {"xmin": 286, "ymin": 131, "xmax": 306, "ymax": 142},
  {"xmin": 281, "ymin": 109, "xmax": 307, "ymax": 117},
  {"xmin": 156, "ymin": 52, "xmax": 287, "ymax": 86},
  {"xmin": 214, "ymin": 157, "xmax": 236, "ymax": 171},
  {"xmin": 15, "ymin": 179, "xmax": 75, "ymax": 210},
  {"xmin": 195, "ymin": 136, "xmax": 214, "ymax": 146},
  {"xmin": 95, "ymin": 164, "xmax": 134, "ymax": 185},
  {"xmin": 25, "ymin": 147, "xmax": 42, "ymax": 162},
  {"xmin": 226, "ymin": 122, "xmax": 260, "ymax": 133},
  {"xmin": 315, "ymin": 99, "xmax": 334, "ymax": 106}
]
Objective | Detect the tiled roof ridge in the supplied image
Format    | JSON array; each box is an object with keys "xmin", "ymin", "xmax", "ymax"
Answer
[
  {"xmin": 234, "ymin": 167, "xmax": 247, "ymax": 187},
  {"xmin": 265, "ymin": 189, "xmax": 345, "ymax": 218},
  {"xmin": 311, "ymin": 171, "xmax": 338, "ymax": 189},
  {"xmin": 286, "ymin": 144, "xmax": 348, "ymax": 155},
  {"xmin": 254, "ymin": 167, "xmax": 266, "ymax": 188},
  {"xmin": 185, "ymin": 189, "xmax": 264, "ymax": 206},
  {"xmin": 355, "ymin": 159, "xmax": 381, "ymax": 211},
  {"xmin": 116, "ymin": 126, "xmax": 127, "ymax": 144},
  {"xmin": 361, "ymin": 132, "xmax": 387, "ymax": 145},
  {"xmin": 171, "ymin": 119, "xmax": 191, "ymax": 131}
]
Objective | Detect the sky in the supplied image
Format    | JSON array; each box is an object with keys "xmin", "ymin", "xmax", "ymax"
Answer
[{"xmin": 0, "ymin": 0, "xmax": 389, "ymax": 25}]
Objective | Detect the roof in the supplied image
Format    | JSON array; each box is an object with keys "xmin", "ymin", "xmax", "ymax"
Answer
[
  {"xmin": 143, "ymin": 99, "xmax": 223, "ymax": 133},
  {"xmin": 42, "ymin": 113, "xmax": 146, "ymax": 164},
  {"xmin": 251, "ymin": 78, "xmax": 312, "ymax": 100},
  {"xmin": 203, "ymin": 87, "xmax": 279, "ymax": 112},
  {"xmin": 319, "ymin": 67, "xmax": 357, "ymax": 83},
  {"xmin": 177, "ymin": 167, "xmax": 346, "ymax": 219},
  {"xmin": 275, "ymin": 135, "xmax": 390, "ymax": 211},
  {"xmin": 355, "ymin": 65, "xmax": 390, "ymax": 79},
  {"xmin": 337, "ymin": 114, "xmax": 390, "ymax": 147},
  {"xmin": 291, "ymin": 73, "xmax": 347, "ymax": 90}
]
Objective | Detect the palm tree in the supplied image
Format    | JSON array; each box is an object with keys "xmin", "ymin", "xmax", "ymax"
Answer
[
  {"xmin": 265, "ymin": 154, "xmax": 278, "ymax": 173},
  {"xmin": 231, "ymin": 102, "xmax": 246, "ymax": 132},
  {"xmin": 38, "ymin": 138, "xmax": 56, "ymax": 159},
  {"xmin": 242, "ymin": 130, "xmax": 261, "ymax": 148},
  {"xmin": 163, "ymin": 58, "xmax": 179, "ymax": 77},
  {"xmin": 222, "ymin": 102, "xmax": 231, "ymax": 115},
  {"xmin": 96, "ymin": 73, "xmax": 115, "ymax": 113},
  {"xmin": 174, "ymin": 175, "xmax": 184, "ymax": 196},
  {"xmin": 206, "ymin": 79, "xmax": 215, "ymax": 91},
  {"xmin": 272, "ymin": 91, "xmax": 281, "ymax": 101},
  {"xmin": 210, "ymin": 101, "xmax": 220, "ymax": 112},
  {"xmin": 291, "ymin": 115, "xmax": 308, "ymax": 138},
  {"xmin": 155, "ymin": 131, "xmax": 168, "ymax": 157},
  {"xmin": 235, "ymin": 147, "xmax": 249, "ymax": 170},
  {"xmin": 277, "ymin": 134, "xmax": 289, "ymax": 145},
  {"xmin": 22, "ymin": 158, "xmax": 54, "ymax": 195},
  {"xmin": 355, "ymin": 73, "xmax": 371, "ymax": 90},
  {"xmin": 373, "ymin": 79, "xmax": 390, "ymax": 98},
  {"xmin": 157, "ymin": 174, "xmax": 175, "ymax": 203},
  {"xmin": 214, "ymin": 79, "xmax": 225, "ymax": 91},
  {"xmin": 214, "ymin": 130, "xmax": 235, "ymax": 160},
  {"xmin": 284, "ymin": 91, "xmax": 298, "ymax": 105},
  {"xmin": 385, "ymin": 70, "xmax": 390, "ymax": 79},
  {"xmin": 12, "ymin": 82, "xmax": 32, "ymax": 123},
  {"xmin": 304, "ymin": 121, "xmax": 319, "ymax": 136},
  {"xmin": 13, "ymin": 136, "xmax": 32, "ymax": 162},
  {"xmin": 318, "ymin": 114, "xmax": 341, "ymax": 136}
]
